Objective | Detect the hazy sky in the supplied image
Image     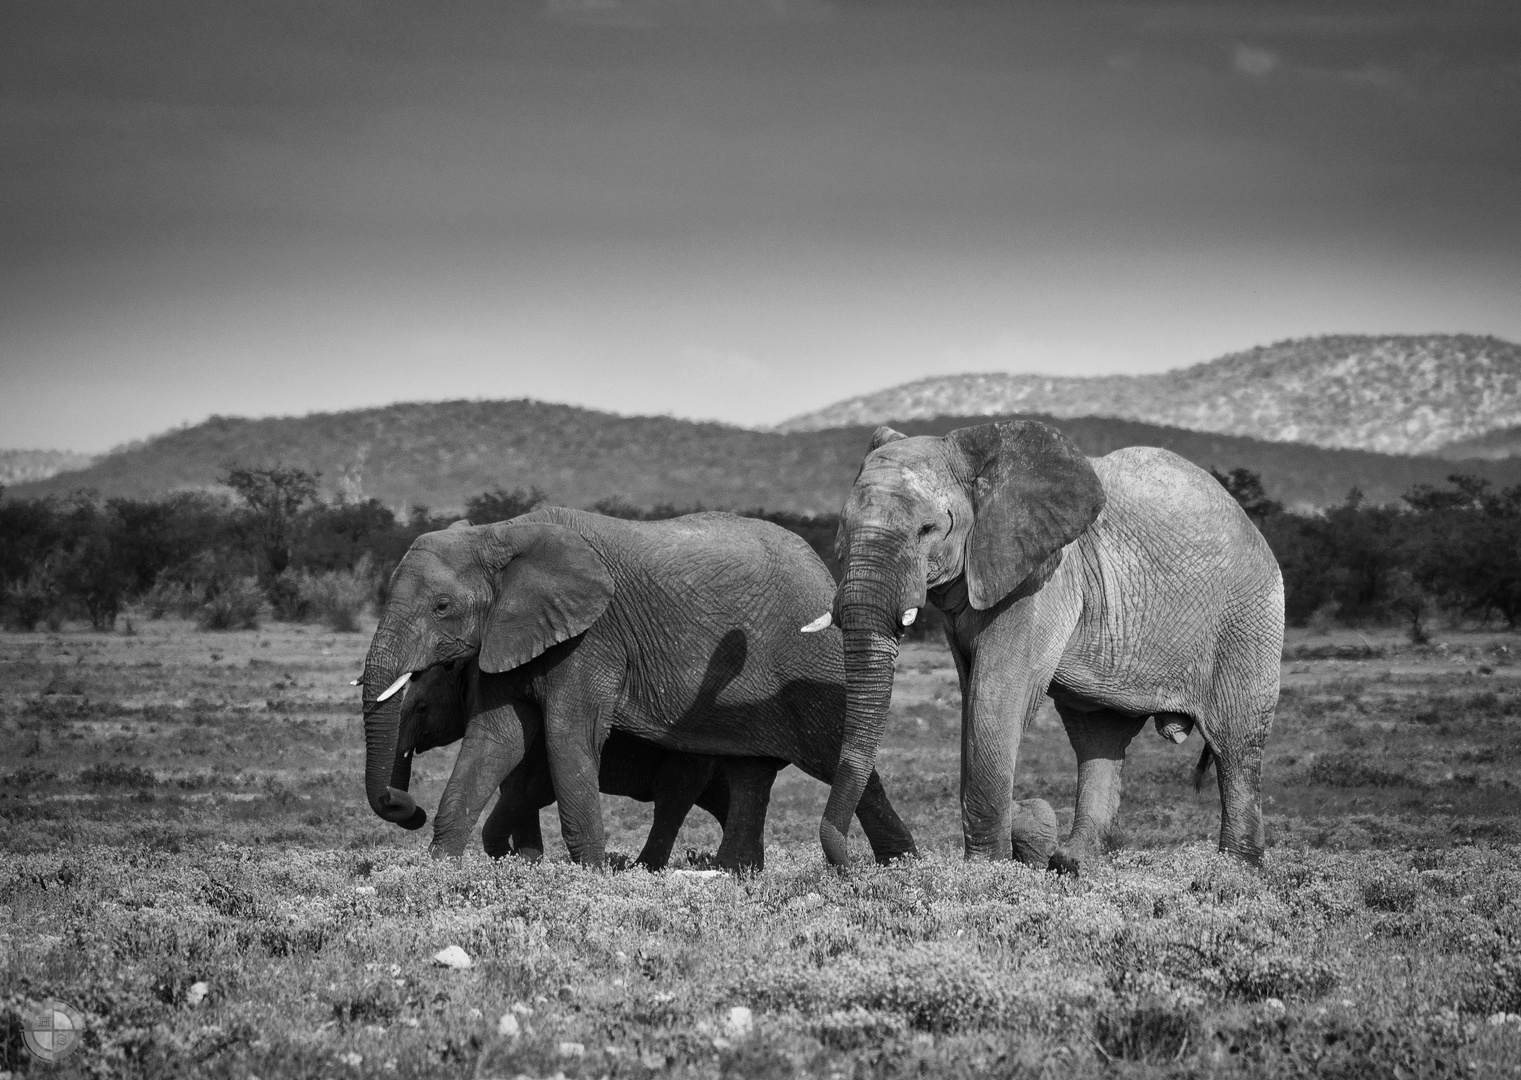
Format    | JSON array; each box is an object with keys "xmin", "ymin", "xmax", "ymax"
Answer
[{"xmin": 3, "ymin": 1, "xmax": 1520, "ymax": 452}]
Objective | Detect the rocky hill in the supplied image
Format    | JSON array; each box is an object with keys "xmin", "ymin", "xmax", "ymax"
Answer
[
  {"xmin": 0, "ymin": 449, "xmax": 94, "ymax": 488},
  {"xmin": 778, "ymin": 335, "xmax": 1521, "ymax": 456},
  {"xmin": 8, "ymin": 399, "xmax": 1519, "ymax": 514}
]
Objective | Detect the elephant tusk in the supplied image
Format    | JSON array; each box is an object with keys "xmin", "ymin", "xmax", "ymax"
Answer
[
  {"xmin": 350, "ymin": 676, "xmax": 362, "ymax": 686},
  {"xmin": 376, "ymin": 672, "xmax": 413, "ymax": 702},
  {"xmin": 901, "ymin": 608, "xmax": 918, "ymax": 626},
  {"xmin": 800, "ymin": 612, "xmax": 833, "ymax": 633}
]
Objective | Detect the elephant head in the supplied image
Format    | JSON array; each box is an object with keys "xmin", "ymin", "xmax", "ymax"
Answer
[
  {"xmin": 361, "ymin": 518, "xmax": 614, "ymax": 830},
  {"xmin": 815, "ymin": 420, "xmax": 1105, "ymax": 865},
  {"xmin": 396, "ymin": 658, "xmax": 472, "ymax": 757}
]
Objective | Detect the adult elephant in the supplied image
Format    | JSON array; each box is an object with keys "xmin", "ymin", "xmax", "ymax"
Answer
[
  {"xmin": 809, "ymin": 420, "xmax": 1283, "ymax": 871},
  {"xmin": 360, "ymin": 507, "xmax": 919, "ymax": 866},
  {"xmin": 396, "ymin": 656, "xmax": 779, "ymax": 871}
]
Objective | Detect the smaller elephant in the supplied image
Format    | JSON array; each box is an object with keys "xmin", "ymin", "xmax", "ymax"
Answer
[{"xmin": 398, "ymin": 657, "xmax": 779, "ymax": 870}]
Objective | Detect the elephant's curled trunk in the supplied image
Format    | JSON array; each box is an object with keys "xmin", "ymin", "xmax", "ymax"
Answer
[{"xmin": 363, "ymin": 633, "xmax": 427, "ymax": 831}]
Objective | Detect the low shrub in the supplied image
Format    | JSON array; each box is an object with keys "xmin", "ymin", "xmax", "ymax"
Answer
[
  {"xmin": 296, "ymin": 555, "xmax": 376, "ymax": 632},
  {"xmin": 78, "ymin": 763, "xmax": 158, "ymax": 788},
  {"xmin": 196, "ymin": 576, "xmax": 262, "ymax": 631}
]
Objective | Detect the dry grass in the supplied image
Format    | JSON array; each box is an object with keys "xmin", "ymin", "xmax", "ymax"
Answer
[{"xmin": 1, "ymin": 620, "xmax": 1519, "ymax": 1078}]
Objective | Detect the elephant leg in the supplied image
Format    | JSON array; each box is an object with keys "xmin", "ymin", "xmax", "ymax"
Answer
[
  {"xmin": 693, "ymin": 769, "xmax": 731, "ymax": 829},
  {"xmin": 1212, "ymin": 729, "xmax": 1268, "ymax": 864},
  {"xmin": 856, "ymin": 769, "xmax": 918, "ymax": 864},
  {"xmin": 431, "ymin": 697, "xmax": 543, "ymax": 859},
  {"xmin": 481, "ymin": 734, "xmax": 555, "ymax": 860},
  {"xmin": 1050, "ymin": 704, "xmax": 1147, "ymax": 874},
  {"xmin": 713, "ymin": 757, "xmax": 782, "ymax": 873},
  {"xmin": 542, "ymin": 699, "xmax": 612, "ymax": 866},
  {"xmin": 960, "ymin": 660, "xmax": 1060, "ymax": 861},
  {"xmin": 635, "ymin": 754, "xmax": 724, "ymax": 871}
]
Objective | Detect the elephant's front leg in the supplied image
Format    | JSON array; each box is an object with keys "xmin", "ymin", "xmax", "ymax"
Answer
[
  {"xmin": 712, "ymin": 757, "xmax": 784, "ymax": 873},
  {"xmin": 637, "ymin": 754, "xmax": 729, "ymax": 871},
  {"xmin": 542, "ymin": 703, "xmax": 612, "ymax": 866},
  {"xmin": 480, "ymin": 734, "xmax": 555, "ymax": 860},
  {"xmin": 431, "ymin": 697, "xmax": 542, "ymax": 859},
  {"xmin": 960, "ymin": 666, "xmax": 1053, "ymax": 861},
  {"xmin": 1050, "ymin": 704, "xmax": 1146, "ymax": 874}
]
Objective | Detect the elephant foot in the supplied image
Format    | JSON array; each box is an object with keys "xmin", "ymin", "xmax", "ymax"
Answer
[
  {"xmin": 1048, "ymin": 836, "xmax": 1104, "ymax": 877},
  {"xmin": 1009, "ymin": 799, "xmax": 1058, "ymax": 869}
]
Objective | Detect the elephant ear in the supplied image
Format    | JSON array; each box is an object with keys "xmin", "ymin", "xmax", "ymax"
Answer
[
  {"xmin": 949, "ymin": 420, "xmax": 1106, "ymax": 610},
  {"xmin": 478, "ymin": 523, "xmax": 615, "ymax": 674},
  {"xmin": 870, "ymin": 425, "xmax": 908, "ymax": 451}
]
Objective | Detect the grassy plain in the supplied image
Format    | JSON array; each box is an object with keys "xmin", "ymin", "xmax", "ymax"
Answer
[{"xmin": 2, "ymin": 618, "xmax": 1519, "ymax": 1078}]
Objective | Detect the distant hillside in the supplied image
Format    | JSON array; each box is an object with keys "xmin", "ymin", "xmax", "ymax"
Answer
[
  {"xmin": 0, "ymin": 449, "xmax": 94, "ymax": 488},
  {"xmin": 779, "ymin": 334, "xmax": 1521, "ymax": 456},
  {"xmin": 8, "ymin": 399, "xmax": 1520, "ymax": 514},
  {"xmin": 1434, "ymin": 425, "xmax": 1521, "ymax": 461}
]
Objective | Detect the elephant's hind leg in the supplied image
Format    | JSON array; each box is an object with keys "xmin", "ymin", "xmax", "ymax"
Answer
[{"xmin": 1050, "ymin": 704, "xmax": 1147, "ymax": 874}]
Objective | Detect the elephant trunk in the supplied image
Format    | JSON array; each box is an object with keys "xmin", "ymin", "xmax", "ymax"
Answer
[
  {"xmin": 819, "ymin": 538, "xmax": 917, "ymax": 866},
  {"xmin": 362, "ymin": 627, "xmax": 428, "ymax": 831}
]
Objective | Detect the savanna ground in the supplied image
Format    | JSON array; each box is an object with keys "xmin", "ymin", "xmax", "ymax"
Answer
[{"xmin": 2, "ymin": 618, "xmax": 1519, "ymax": 1079}]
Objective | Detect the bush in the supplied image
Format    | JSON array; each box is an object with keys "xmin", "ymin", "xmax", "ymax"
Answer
[
  {"xmin": 297, "ymin": 555, "xmax": 377, "ymax": 632},
  {"xmin": 3, "ymin": 561, "xmax": 61, "ymax": 630},
  {"xmin": 196, "ymin": 576, "xmax": 263, "ymax": 631}
]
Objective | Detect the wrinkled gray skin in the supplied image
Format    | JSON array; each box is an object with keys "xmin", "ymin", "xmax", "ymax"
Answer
[
  {"xmin": 361, "ymin": 507, "xmax": 918, "ymax": 866},
  {"xmin": 398, "ymin": 657, "xmax": 766, "ymax": 871},
  {"xmin": 818, "ymin": 420, "xmax": 1283, "ymax": 871}
]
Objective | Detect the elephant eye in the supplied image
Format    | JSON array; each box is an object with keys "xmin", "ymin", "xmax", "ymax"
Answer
[
  {"xmin": 919, "ymin": 522, "xmax": 937, "ymax": 537},
  {"xmin": 433, "ymin": 597, "xmax": 452, "ymax": 617}
]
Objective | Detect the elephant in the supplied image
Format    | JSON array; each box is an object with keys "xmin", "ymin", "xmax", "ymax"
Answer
[
  {"xmin": 809, "ymin": 420, "xmax": 1283, "ymax": 871},
  {"xmin": 360, "ymin": 507, "xmax": 919, "ymax": 867},
  {"xmin": 397, "ymin": 655, "xmax": 773, "ymax": 870}
]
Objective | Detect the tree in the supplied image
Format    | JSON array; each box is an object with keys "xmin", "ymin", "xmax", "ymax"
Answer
[
  {"xmin": 1209, "ymin": 467, "xmax": 1284, "ymax": 523},
  {"xmin": 464, "ymin": 486, "xmax": 547, "ymax": 525},
  {"xmin": 223, "ymin": 465, "xmax": 319, "ymax": 580}
]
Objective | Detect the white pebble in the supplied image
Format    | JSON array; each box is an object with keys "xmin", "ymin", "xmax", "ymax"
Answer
[
  {"xmin": 339, "ymin": 1051, "xmax": 363, "ymax": 1067},
  {"xmin": 497, "ymin": 1012, "xmax": 521, "ymax": 1038},
  {"xmin": 1264, "ymin": 998, "xmax": 1286, "ymax": 1015},
  {"xmin": 432, "ymin": 945, "xmax": 473, "ymax": 969},
  {"xmin": 467, "ymin": 1007, "xmax": 482, "ymax": 1021},
  {"xmin": 724, "ymin": 1006, "xmax": 753, "ymax": 1039},
  {"xmin": 186, "ymin": 981, "xmax": 209, "ymax": 1007},
  {"xmin": 558, "ymin": 1041, "xmax": 586, "ymax": 1057}
]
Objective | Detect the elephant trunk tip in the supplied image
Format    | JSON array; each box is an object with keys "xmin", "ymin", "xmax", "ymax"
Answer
[
  {"xmin": 819, "ymin": 818, "xmax": 851, "ymax": 867},
  {"xmin": 369, "ymin": 785, "xmax": 428, "ymax": 830}
]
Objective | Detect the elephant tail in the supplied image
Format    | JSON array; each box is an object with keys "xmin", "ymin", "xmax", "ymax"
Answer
[{"xmin": 1193, "ymin": 743, "xmax": 1215, "ymax": 793}]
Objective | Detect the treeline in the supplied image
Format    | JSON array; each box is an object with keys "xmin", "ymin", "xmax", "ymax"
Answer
[
  {"xmin": 0, "ymin": 469, "xmax": 844, "ymax": 634},
  {"xmin": 2, "ymin": 467, "xmax": 1518, "ymax": 639}
]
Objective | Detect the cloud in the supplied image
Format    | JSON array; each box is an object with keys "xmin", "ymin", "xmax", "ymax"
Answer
[{"xmin": 1233, "ymin": 45, "xmax": 1280, "ymax": 78}]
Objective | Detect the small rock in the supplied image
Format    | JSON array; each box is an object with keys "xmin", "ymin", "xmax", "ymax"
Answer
[
  {"xmin": 467, "ymin": 1007, "xmax": 482, "ymax": 1021},
  {"xmin": 432, "ymin": 945, "xmax": 473, "ymax": 969},
  {"xmin": 558, "ymin": 1041, "xmax": 586, "ymax": 1058},
  {"xmin": 338, "ymin": 1051, "xmax": 363, "ymax": 1067},
  {"xmin": 497, "ymin": 1012, "xmax": 521, "ymax": 1038},
  {"xmin": 389, "ymin": 963, "xmax": 402, "ymax": 977},
  {"xmin": 1264, "ymin": 998, "xmax": 1286, "ymax": 1016},
  {"xmin": 724, "ymin": 1005, "xmax": 753, "ymax": 1039},
  {"xmin": 186, "ymin": 982, "xmax": 209, "ymax": 1007},
  {"xmin": 354, "ymin": 885, "xmax": 376, "ymax": 896}
]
